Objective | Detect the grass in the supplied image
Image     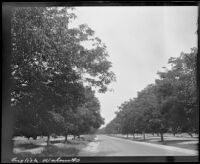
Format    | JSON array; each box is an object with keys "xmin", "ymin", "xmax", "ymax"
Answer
[
  {"xmin": 84, "ymin": 134, "xmax": 96, "ymax": 142},
  {"xmin": 13, "ymin": 134, "xmax": 96, "ymax": 157},
  {"xmin": 156, "ymin": 140, "xmax": 198, "ymax": 150},
  {"xmin": 13, "ymin": 138, "xmax": 46, "ymax": 147},
  {"xmin": 65, "ymin": 140, "xmax": 87, "ymax": 145},
  {"xmin": 14, "ymin": 152, "xmax": 34, "ymax": 158},
  {"xmin": 171, "ymin": 143, "xmax": 198, "ymax": 150},
  {"xmin": 14, "ymin": 145, "xmax": 79, "ymax": 157},
  {"xmin": 38, "ymin": 145, "xmax": 79, "ymax": 157},
  {"xmin": 109, "ymin": 134, "xmax": 199, "ymax": 150},
  {"xmin": 16, "ymin": 143, "xmax": 42, "ymax": 149},
  {"xmin": 50, "ymin": 140, "xmax": 65, "ymax": 144}
]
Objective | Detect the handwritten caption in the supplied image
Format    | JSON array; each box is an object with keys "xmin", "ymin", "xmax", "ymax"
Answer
[{"xmin": 11, "ymin": 157, "xmax": 80, "ymax": 163}]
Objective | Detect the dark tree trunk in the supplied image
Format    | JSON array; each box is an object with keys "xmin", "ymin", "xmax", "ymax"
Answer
[
  {"xmin": 47, "ymin": 135, "xmax": 50, "ymax": 146},
  {"xmin": 73, "ymin": 135, "xmax": 76, "ymax": 140},
  {"xmin": 188, "ymin": 132, "xmax": 193, "ymax": 137},
  {"xmin": 132, "ymin": 133, "xmax": 135, "ymax": 140},
  {"xmin": 173, "ymin": 132, "xmax": 176, "ymax": 136},
  {"xmin": 143, "ymin": 132, "xmax": 145, "ymax": 140},
  {"xmin": 157, "ymin": 133, "xmax": 159, "ymax": 136},
  {"xmin": 160, "ymin": 132, "xmax": 164, "ymax": 142},
  {"xmin": 65, "ymin": 134, "xmax": 68, "ymax": 142}
]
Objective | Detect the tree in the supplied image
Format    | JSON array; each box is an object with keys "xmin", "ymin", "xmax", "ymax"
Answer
[
  {"xmin": 69, "ymin": 87, "xmax": 105, "ymax": 139},
  {"xmin": 168, "ymin": 48, "xmax": 198, "ymax": 134},
  {"xmin": 11, "ymin": 7, "xmax": 114, "ymax": 144},
  {"xmin": 156, "ymin": 47, "xmax": 198, "ymax": 135},
  {"xmin": 105, "ymin": 47, "xmax": 198, "ymax": 141}
]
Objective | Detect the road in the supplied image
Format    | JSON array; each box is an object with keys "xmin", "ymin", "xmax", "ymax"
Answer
[{"xmin": 79, "ymin": 135, "xmax": 198, "ymax": 156}]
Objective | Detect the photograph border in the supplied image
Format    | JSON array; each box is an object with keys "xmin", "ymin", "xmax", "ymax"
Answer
[{"xmin": 2, "ymin": 1, "xmax": 199, "ymax": 163}]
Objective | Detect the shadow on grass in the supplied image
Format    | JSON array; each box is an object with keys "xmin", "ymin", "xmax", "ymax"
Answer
[
  {"xmin": 134, "ymin": 139, "xmax": 198, "ymax": 150},
  {"xmin": 49, "ymin": 140, "xmax": 65, "ymax": 144},
  {"xmin": 94, "ymin": 139, "xmax": 101, "ymax": 142},
  {"xmin": 38, "ymin": 145, "xmax": 79, "ymax": 157},
  {"xmin": 48, "ymin": 139, "xmax": 85, "ymax": 144},
  {"xmin": 15, "ymin": 143, "xmax": 42, "ymax": 149},
  {"xmin": 131, "ymin": 138, "xmax": 197, "ymax": 144},
  {"xmin": 14, "ymin": 145, "xmax": 79, "ymax": 157},
  {"xmin": 14, "ymin": 135, "xmax": 96, "ymax": 157},
  {"xmin": 66, "ymin": 140, "xmax": 88, "ymax": 145},
  {"xmin": 157, "ymin": 140, "xmax": 193, "ymax": 145},
  {"xmin": 14, "ymin": 152, "xmax": 34, "ymax": 158},
  {"xmin": 157, "ymin": 140, "xmax": 198, "ymax": 150},
  {"xmin": 115, "ymin": 135, "xmax": 198, "ymax": 144}
]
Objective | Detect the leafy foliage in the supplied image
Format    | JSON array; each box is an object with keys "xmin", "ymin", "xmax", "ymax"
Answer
[
  {"xmin": 11, "ymin": 7, "xmax": 114, "ymax": 143},
  {"xmin": 104, "ymin": 48, "xmax": 198, "ymax": 140}
]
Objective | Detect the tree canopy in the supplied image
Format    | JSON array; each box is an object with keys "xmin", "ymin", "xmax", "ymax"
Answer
[
  {"xmin": 11, "ymin": 7, "xmax": 114, "ymax": 144},
  {"xmin": 104, "ymin": 47, "xmax": 198, "ymax": 141}
]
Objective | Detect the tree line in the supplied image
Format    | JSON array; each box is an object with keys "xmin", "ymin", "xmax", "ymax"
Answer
[
  {"xmin": 11, "ymin": 7, "xmax": 116, "ymax": 145},
  {"xmin": 104, "ymin": 48, "xmax": 198, "ymax": 141}
]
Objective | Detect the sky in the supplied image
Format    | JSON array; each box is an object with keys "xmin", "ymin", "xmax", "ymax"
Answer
[{"xmin": 71, "ymin": 6, "xmax": 198, "ymax": 127}]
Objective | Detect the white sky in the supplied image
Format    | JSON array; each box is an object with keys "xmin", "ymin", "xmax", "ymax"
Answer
[{"xmin": 72, "ymin": 6, "xmax": 198, "ymax": 127}]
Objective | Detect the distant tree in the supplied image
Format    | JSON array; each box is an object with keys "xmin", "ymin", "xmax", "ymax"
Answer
[
  {"xmin": 70, "ymin": 87, "xmax": 105, "ymax": 139},
  {"xmin": 105, "ymin": 47, "xmax": 198, "ymax": 141}
]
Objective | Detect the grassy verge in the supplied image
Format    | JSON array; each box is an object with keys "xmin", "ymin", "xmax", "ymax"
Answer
[
  {"xmin": 14, "ymin": 146, "xmax": 79, "ymax": 157},
  {"xmin": 108, "ymin": 134, "xmax": 198, "ymax": 150},
  {"xmin": 142, "ymin": 139, "xmax": 198, "ymax": 150},
  {"xmin": 13, "ymin": 134, "xmax": 96, "ymax": 157}
]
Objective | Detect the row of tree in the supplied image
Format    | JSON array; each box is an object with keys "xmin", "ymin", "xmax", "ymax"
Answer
[
  {"xmin": 104, "ymin": 48, "xmax": 198, "ymax": 141},
  {"xmin": 11, "ymin": 7, "xmax": 115, "ymax": 145}
]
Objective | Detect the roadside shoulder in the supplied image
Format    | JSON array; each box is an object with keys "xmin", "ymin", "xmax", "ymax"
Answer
[{"xmin": 105, "ymin": 134, "xmax": 198, "ymax": 155}]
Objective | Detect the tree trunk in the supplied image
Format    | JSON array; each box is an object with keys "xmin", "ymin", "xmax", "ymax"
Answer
[
  {"xmin": 127, "ymin": 134, "xmax": 128, "ymax": 138},
  {"xmin": 47, "ymin": 135, "xmax": 50, "ymax": 146},
  {"xmin": 65, "ymin": 134, "xmax": 68, "ymax": 142},
  {"xmin": 132, "ymin": 133, "xmax": 135, "ymax": 140},
  {"xmin": 73, "ymin": 135, "xmax": 76, "ymax": 140},
  {"xmin": 143, "ymin": 132, "xmax": 145, "ymax": 140},
  {"xmin": 160, "ymin": 132, "xmax": 164, "ymax": 142},
  {"xmin": 173, "ymin": 132, "xmax": 176, "ymax": 136},
  {"xmin": 188, "ymin": 132, "xmax": 193, "ymax": 137},
  {"xmin": 157, "ymin": 133, "xmax": 159, "ymax": 136}
]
